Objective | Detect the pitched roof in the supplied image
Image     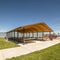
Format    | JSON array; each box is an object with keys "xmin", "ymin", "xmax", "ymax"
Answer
[{"xmin": 8, "ymin": 22, "xmax": 53, "ymax": 33}]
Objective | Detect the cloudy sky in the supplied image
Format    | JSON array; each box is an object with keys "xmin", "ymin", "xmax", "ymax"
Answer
[{"xmin": 0, "ymin": 0, "xmax": 60, "ymax": 33}]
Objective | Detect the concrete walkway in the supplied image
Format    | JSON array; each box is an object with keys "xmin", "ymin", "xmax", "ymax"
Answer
[{"xmin": 0, "ymin": 40, "xmax": 60, "ymax": 60}]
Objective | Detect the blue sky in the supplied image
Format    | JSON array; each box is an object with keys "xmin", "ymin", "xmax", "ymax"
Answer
[{"xmin": 0, "ymin": 0, "xmax": 60, "ymax": 33}]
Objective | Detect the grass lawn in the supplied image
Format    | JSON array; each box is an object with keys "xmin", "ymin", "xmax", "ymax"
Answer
[
  {"xmin": 0, "ymin": 38, "xmax": 19, "ymax": 49},
  {"xmin": 6, "ymin": 43, "xmax": 60, "ymax": 60}
]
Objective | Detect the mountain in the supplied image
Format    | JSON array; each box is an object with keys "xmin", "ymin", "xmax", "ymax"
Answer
[{"xmin": 0, "ymin": 32, "xmax": 6, "ymax": 38}]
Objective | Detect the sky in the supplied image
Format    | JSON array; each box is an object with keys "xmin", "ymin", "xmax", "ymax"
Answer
[{"xmin": 0, "ymin": 0, "xmax": 60, "ymax": 33}]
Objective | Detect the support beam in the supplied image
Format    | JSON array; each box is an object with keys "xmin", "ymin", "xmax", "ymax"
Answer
[
  {"xmin": 49, "ymin": 32, "xmax": 51, "ymax": 35},
  {"xmin": 17, "ymin": 31, "xmax": 19, "ymax": 42},
  {"xmin": 11, "ymin": 32, "xmax": 12, "ymax": 38},
  {"xmin": 14, "ymin": 30, "xmax": 15, "ymax": 41},
  {"xmin": 29, "ymin": 33, "xmax": 30, "ymax": 38},
  {"xmin": 32, "ymin": 33, "xmax": 34, "ymax": 38},
  {"xmin": 9, "ymin": 32, "xmax": 10, "ymax": 38},
  {"xmin": 8, "ymin": 32, "xmax": 10, "ymax": 39},
  {"xmin": 42, "ymin": 32, "xmax": 44, "ymax": 40},
  {"xmin": 37, "ymin": 32, "xmax": 38, "ymax": 38},
  {"xmin": 26, "ymin": 33, "xmax": 27, "ymax": 38},
  {"xmin": 17, "ymin": 32, "xmax": 19, "ymax": 38},
  {"xmin": 22, "ymin": 28, "xmax": 25, "ymax": 44},
  {"xmin": 10, "ymin": 32, "xmax": 12, "ymax": 40}
]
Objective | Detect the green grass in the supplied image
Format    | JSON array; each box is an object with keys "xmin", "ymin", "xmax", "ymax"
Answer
[
  {"xmin": 6, "ymin": 43, "xmax": 60, "ymax": 60},
  {"xmin": 0, "ymin": 38, "xmax": 19, "ymax": 49}
]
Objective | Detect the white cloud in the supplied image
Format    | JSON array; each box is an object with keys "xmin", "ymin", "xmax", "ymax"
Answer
[{"xmin": 0, "ymin": 29, "xmax": 7, "ymax": 32}]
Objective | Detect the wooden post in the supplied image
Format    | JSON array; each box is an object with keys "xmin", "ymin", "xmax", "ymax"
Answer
[
  {"xmin": 9, "ymin": 32, "xmax": 11, "ymax": 38},
  {"xmin": 32, "ymin": 33, "xmax": 34, "ymax": 38},
  {"xmin": 8, "ymin": 32, "xmax": 9, "ymax": 39},
  {"xmin": 37, "ymin": 32, "xmax": 38, "ymax": 38},
  {"xmin": 14, "ymin": 30, "xmax": 15, "ymax": 41},
  {"xmin": 42, "ymin": 32, "xmax": 44, "ymax": 40},
  {"xmin": 9, "ymin": 32, "xmax": 10, "ymax": 39},
  {"xmin": 11, "ymin": 32, "xmax": 12, "ymax": 38},
  {"xmin": 26, "ymin": 33, "xmax": 27, "ymax": 38},
  {"xmin": 22, "ymin": 28, "xmax": 25, "ymax": 44},
  {"xmin": 17, "ymin": 31, "xmax": 19, "ymax": 42},
  {"xmin": 9, "ymin": 32, "xmax": 10, "ymax": 38},
  {"xmin": 11, "ymin": 32, "xmax": 12, "ymax": 40},
  {"xmin": 49, "ymin": 32, "xmax": 51, "ymax": 35},
  {"xmin": 19, "ymin": 32, "xmax": 21, "ymax": 40},
  {"xmin": 17, "ymin": 31, "xmax": 19, "ymax": 38},
  {"xmin": 6, "ymin": 32, "xmax": 8, "ymax": 38},
  {"xmin": 29, "ymin": 33, "xmax": 30, "ymax": 38},
  {"xmin": 7, "ymin": 32, "xmax": 9, "ymax": 40}
]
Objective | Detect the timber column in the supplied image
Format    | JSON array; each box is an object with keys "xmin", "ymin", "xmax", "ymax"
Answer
[
  {"xmin": 22, "ymin": 28, "xmax": 25, "ymax": 44},
  {"xmin": 42, "ymin": 32, "xmax": 44, "ymax": 40}
]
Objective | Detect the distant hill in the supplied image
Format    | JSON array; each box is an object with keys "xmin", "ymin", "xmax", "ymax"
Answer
[{"xmin": 0, "ymin": 32, "xmax": 6, "ymax": 38}]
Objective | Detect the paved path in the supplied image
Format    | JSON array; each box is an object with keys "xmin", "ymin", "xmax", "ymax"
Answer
[{"xmin": 0, "ymin": 40, "xmax": 60, "ymax": 60}]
